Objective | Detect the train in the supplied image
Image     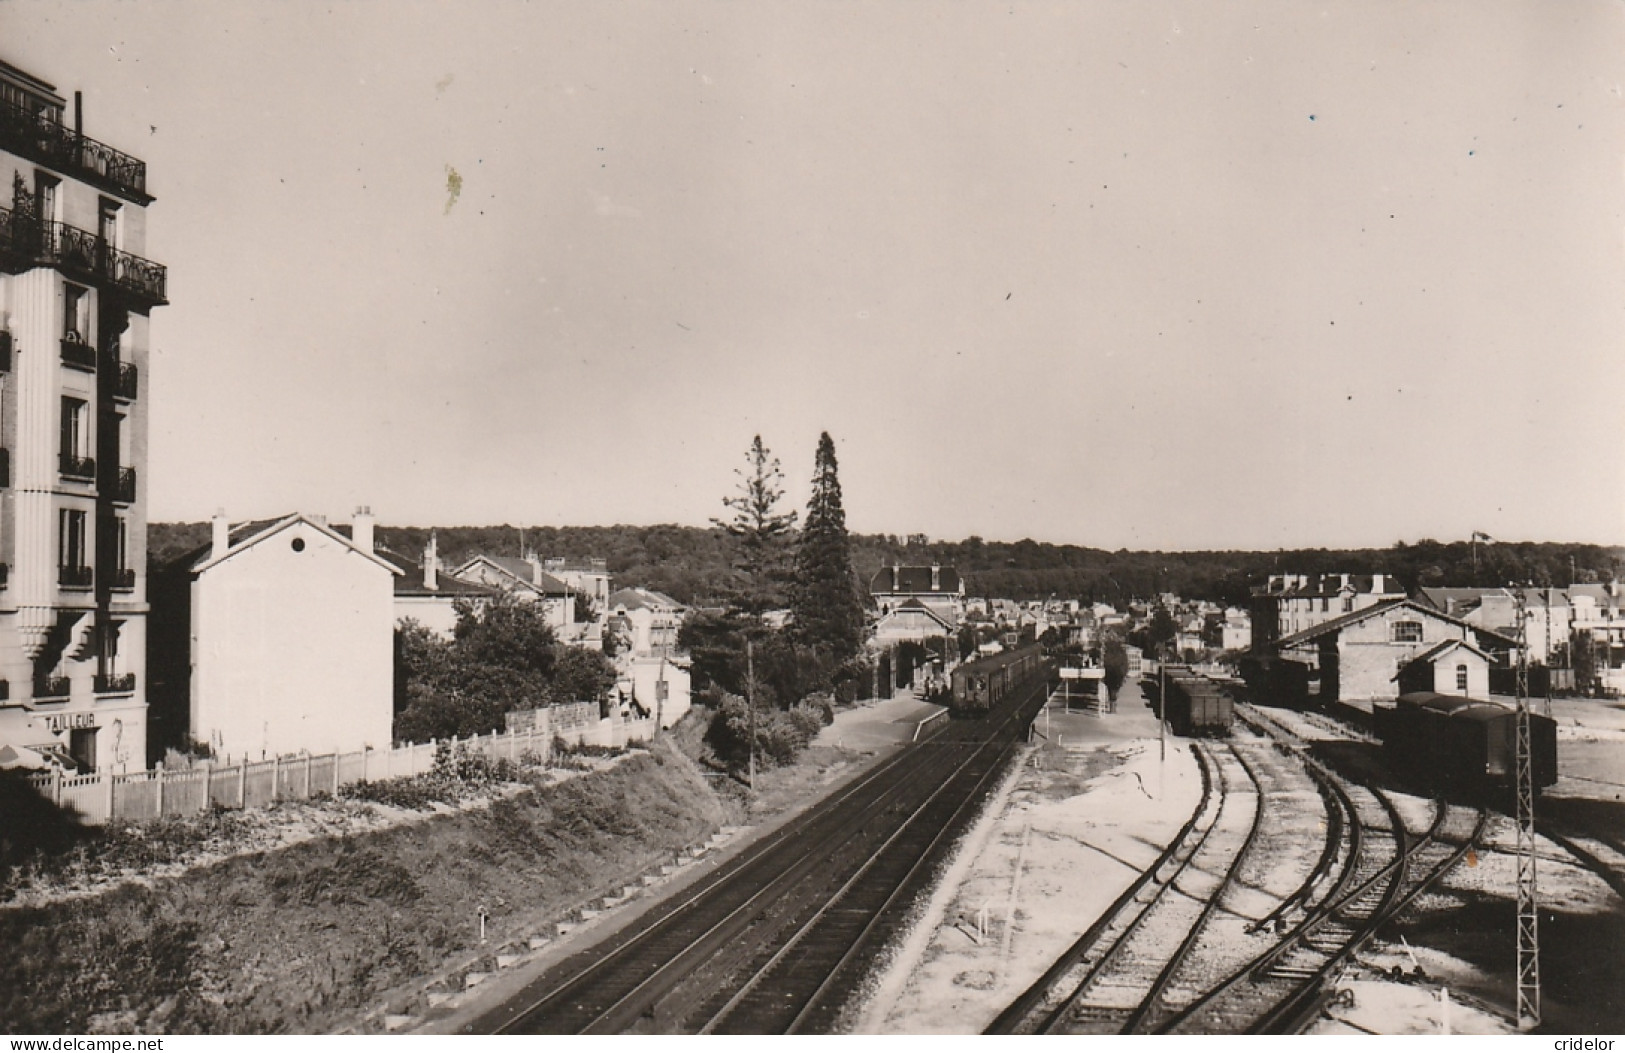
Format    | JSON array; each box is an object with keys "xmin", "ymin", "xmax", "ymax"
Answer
[
  {"xmin": 949, "ymin": 643, "xmax": 1046, "ymax": 717},
  {"xmin": 1143, "ymin": 664, "xmax": 1236, "ymax": 737},
  {"xmin": 1373, "ymin": 692, "xmax": 1558, "ymax": 797}
]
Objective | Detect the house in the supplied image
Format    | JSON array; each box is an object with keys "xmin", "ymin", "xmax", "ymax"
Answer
[
  {"xmin": 869, "ymin": 563, "xmax": 965, "ymax": 626},
  {"xmin": 607, "ymin": 587, "xmax": 685, "ymax": 657},
  {"xmin": 542, "ymin": 557, "xmax": 611, "ymax": 614},
  {"xmin": 873, "ymin": 596, "xmax": 954, "ymax": 645},
  {"xmin": 377, "ymin": 534, "xmax": 500, "ymax": 638},
  {"xmin": 1273, "ymin": 598, "xmax": 1517, "ymax": 704},
  {"xmin": 454, "ymin": 554, "xmax": 576, "ymax": 630},
  {"xmin": 1393, "ymin": 639, "xmax": 1491, "ymax": 698},
  {"xmin": 1416, "ymin": 586, "xmax": 1569, "ymax": 664},
  {"xmin": 1249, "ymin": 573, "xmax": 1406, "ymax": 651},
  {"xmin": 149, "ymin": 510, "xmax": 398, "ymax": 760},
  {"xmin": 619, "ymin": 653, "xmax": 692, "ymax": 729},
  {"xmin": 0, "ymin": 58, "xmax": 166, "ymax": 773}
]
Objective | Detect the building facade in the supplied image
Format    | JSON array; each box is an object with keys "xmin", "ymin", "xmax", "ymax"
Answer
[
  {"xmin": 1249, "ymin": 573, "xmax": 1405, "ymax": 652},
  {"xmin": 0, "ymin": 59, "xmax": 164, "ymax": 772},
  {"xmin": 869, "ymin": 563, "xmax": 966, "ymax": 626}
]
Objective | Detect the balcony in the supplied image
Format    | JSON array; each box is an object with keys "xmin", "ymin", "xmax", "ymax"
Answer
[
  {"xmin": 34, "ymin": 676, "xmax": 70, "ymax": 700},
  {"xmin": 113, "ymin": 360, "xmax": 138, "ymax": 401},
  {"xmin": 94, "ymin": 672, "xmax": 136, "ymax": 695},
  {"xmin": 0, "ymin": 96, "xmax": 151, "ymax": 203},
  {"xmin": 60, "ymin": 335, "xmax": 96, "ymax": 371},
  {"xmin": 112, "ymin": 466, "xmax": 136, "ymax": 505},
  {"xmin": 58, "ymin": 564, "xmax": 93, "ymax": 589},
  {"xmin": 0, "ymin": 207, "xmax": 167, "ymax": 308},
  {"xmin": 107, "ymin": 567, "xmax": 136, "ymax": 591},
  {"xmin": 59, "ymin": 453, "xmax": 95, "ymax": 480}
]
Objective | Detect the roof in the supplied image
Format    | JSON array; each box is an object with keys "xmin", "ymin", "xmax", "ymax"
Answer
[
  {"xmin": 881, "ymin": 597, "xmax": 952, "ymax": 631},
  {"xmin": 455, "ymin": 555, "xmax": 572, "ymax": 596},
  {"xmin": 1275, "ymin": 598, "xmax": 1519, "ymax": 649},
  {"xmin": 870, "ymin": 565, "xmax": 963, "ymax": 595},
  {"xmin": 608, "ymin": 587, "xmax": 685, "ymax": 612},
  {"xmin": 185, "ymin": 514, "xmax": 400, "ymax": 576},
  {"xmin": 1391, "ymin": 638, "xmax": 1491, "ymax": 678},
  {"xmin": 374, "ymin": 548, "xmax": 503, "ymax": 599},
  {"xmin": 1251, "ymin": 573, "xmax": 1404, "ymax": 598}
]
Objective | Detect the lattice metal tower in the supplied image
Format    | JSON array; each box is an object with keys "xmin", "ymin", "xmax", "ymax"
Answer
[{"xmin": 1514, "ymin": 592, "xmax": 1541, "ymax": 1029}]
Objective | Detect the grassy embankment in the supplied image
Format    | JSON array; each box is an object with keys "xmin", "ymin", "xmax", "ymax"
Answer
[{"xmin": 1, "ymin": 730, "xmax": 733, "ymax": 1034}]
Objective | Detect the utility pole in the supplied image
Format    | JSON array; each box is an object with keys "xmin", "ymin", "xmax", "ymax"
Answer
[
  {"xmin": 746, "ymin": 638, "xmax": 756, "ymax": 792},
  {"xmin": 1514, "ymin": 591, "xmax": 1541, "ymax": 1030}
]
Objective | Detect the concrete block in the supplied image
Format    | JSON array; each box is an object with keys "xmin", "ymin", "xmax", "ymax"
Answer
[
  {"xmin": 556, "ymin": 921, "xmax": 577, "ymax": 937},
  {"xmin": 425, "ymin": 991, "xmax": 454, "ymax": 1009},
  {"xmin": 528, "ymin": 935, "xmax": 551, "ymax": 951},
  {"xmin": 496, "ymin": 954, "xmax": 522, "ymax": 969},
  {"xmin": 465, "ymin": 972, "xmax": 490, "ymax": 989},
  {"xmin": 580, "ymin": 908, "xmax": 602, "ymax": 919},
  {"xmin": 383, "ymin": 1015, "xmax": 414, "ymax": 1032},
  {"xmin": 642, "ymin": 873, "xmax": 662, "ymax": 886}
]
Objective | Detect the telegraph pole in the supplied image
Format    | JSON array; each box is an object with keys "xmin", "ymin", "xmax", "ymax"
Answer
[
  {"xmin": 1513, "ymin": 591, "xmax": 1541, "ymax": 1030},
  {"xmin": 746, "ymin": 638, "xmax": 757, "ymax": 792}
]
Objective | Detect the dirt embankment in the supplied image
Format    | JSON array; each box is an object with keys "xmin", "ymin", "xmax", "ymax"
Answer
[{"xmin": 1, "ymin": 740, "xmax": 733, "ymax": 1034}]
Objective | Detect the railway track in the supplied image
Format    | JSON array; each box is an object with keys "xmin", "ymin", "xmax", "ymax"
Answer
[
  {"xmin": 992, "ymin": 702, "xmax": 1489, "ymax": 1035},
  {"xmin": 477, "ymin": 667, "xmax": 1051, "ymax": 1034}
]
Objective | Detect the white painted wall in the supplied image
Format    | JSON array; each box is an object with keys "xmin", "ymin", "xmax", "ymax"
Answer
[{"xmin": 192, "ymin": 522, "xmax": 393, "ymax": 759}]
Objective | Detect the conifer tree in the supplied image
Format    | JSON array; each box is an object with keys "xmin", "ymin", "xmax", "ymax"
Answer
[
  {"xmin": 789, "ymin": 432, "xmax": 866, "ymax": 662},
  {"xmin": 713, "ymin": 435, "xmax": 797, "ymax": 612}
]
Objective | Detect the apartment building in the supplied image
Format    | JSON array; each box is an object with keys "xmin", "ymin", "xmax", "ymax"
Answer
[{"xmin": 0, "ymin": 59, "xmax": 164, "ymax": 772}]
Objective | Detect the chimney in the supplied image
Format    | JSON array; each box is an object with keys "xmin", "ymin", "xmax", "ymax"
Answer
[
  {"xmin": 892, "ymin": 563, "xmax": 900, "ymax": 591},
  {"xmin": 525, "ymin": 554, "xmax": 544, "ymax": 584},
  {"xmin": 423, "ymin": 533, "xmax": 439, "ymax": 591},
  {"xmin": 931, "ymin": 563, "xmax": 941, "ymax": 591},
  {"xmin": 74, "ymin": 91, "xmax": 82, "ymax": 142},
  {"xmin": 1372, "ymin": 573, "xmax": 1385, "ymax": 594},
  {"xmin": 211, "ymin": 509, "xmax": 230, "ymax": 561},
  {"xmin": 352, "ymin": 505, "xmax": 374, "ymax": 552}
]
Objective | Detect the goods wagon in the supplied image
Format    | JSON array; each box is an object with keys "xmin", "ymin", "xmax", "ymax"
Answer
[
  {"xmin": 1374, "ymin": 692, "xmax": 1558, "ymax": 797},
  {"xmin": 950, "ymin": 644, "xmax": 1045, "ymax": 717},
  {"xmin": 1154, "ymin": 665, "xmax": 1235, "ymax": 737}
]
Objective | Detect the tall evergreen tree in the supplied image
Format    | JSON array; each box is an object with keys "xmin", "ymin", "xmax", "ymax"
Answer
[
  {"xmin": 712, "ymin": 435, "xmax": 797, "ymax": 612},
  {"xmin": 789, "ymin": 432, "xmax": 867, "ymax": 662}
]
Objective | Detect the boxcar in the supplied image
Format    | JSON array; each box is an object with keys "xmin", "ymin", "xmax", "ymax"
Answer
[
  {"xmin": 950, "ymin": 644, "xmax": 1044, "ymax": 717},
  {"xmin": 1157, "ymin": 666, "xmax": 1235, "ymax": 737},
  {"xmin": 1374, "ymin": 692, "xmax": 1558, "ymax": 796}
]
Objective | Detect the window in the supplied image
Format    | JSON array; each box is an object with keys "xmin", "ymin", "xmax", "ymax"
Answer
[
  {"xmin": 68, "ymin": 727, "xmax": 98, "ymax": 773},
  {"xmin": 35, "ymin": 172, "xmax": 58, "ymax": 224},
  {"xmin": 1320, "ymin": 597, "xmax": 1329, "ymax": 612},
  {"xmin": 58, "ymin": 507, "xmax": 88, "ymax": 571},
  {"xmin": 62, "ymin": 284, "xmax": 90, "ymax": 344},
  {"xmin": 60, "ymin": 397, "xmax": 88, "ymax": 459},
  {"xmin": 1342, "ymin": 595, "xmax": 1354, "ymax": 613},
  {"xmin": 1391, "ymin": 621, "xmax": 1424, "ymax": 643},
  {"xmin": 98, "ymin": 199, "xmax": 120, "ymax": 249},
  {"xmin": 1456, "ymin": 664, "xmax": 1469, "ymax": 692}
]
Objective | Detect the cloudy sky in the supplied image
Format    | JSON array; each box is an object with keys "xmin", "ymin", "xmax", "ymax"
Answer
[{"xmin": 5, "ymin": 1, "xmax": 1622, "ymax": 550}]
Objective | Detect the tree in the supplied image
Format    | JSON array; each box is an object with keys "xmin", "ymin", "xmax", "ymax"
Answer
[
  {"xmin": 713, "ymin": 435, "xmax": 798, "ymax": 613},
  {"xmin": 1101, "ymin": 637, "xmax": 1129, "ymax": 700},
  {"xmin": 1145, "ymin": 603, "xmax": 1178, "ymax": 660},
  {"xmin": 789, "ymin": 432, "xmax": 867, "ymax": 664}
]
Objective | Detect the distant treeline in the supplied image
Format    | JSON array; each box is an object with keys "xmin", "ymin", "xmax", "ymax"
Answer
[{"xmin": 147, "ymin": 522, "xmax": 1622, "ymax": 609}]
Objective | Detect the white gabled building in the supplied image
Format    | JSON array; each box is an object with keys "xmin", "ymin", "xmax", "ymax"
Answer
[{"xmin": 156, "ymin": 510, "xmax": 398, "ymax": 760}]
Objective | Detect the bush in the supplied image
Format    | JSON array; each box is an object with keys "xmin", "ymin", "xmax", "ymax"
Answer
[
  {"xmin": 341, "ymin": 743, "xmax": 522, "ymax": 811},
  {"xmin": 704, "ymin": 693, "xmax": 829, "ymax": 775}
]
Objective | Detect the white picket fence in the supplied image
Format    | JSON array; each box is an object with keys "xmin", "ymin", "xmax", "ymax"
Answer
[{"xmin": 23, "ymin": 724, "xmax": 552, "ymax": 827}]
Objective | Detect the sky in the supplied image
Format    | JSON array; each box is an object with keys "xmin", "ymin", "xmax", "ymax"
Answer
[{"xmin": 4, "ymin": 1, "xmax": 1623, "ymax": 551}]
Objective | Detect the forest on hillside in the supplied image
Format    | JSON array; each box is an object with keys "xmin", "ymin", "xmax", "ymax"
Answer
[{"xmin": 147, "ymin": 521, "xmax": 1623, "ymax": 609}]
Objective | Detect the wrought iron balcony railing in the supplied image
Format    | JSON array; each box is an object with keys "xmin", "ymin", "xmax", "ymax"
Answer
[
  {"xmin": 94, "ymin": 672, "xmax": 136, "ymax": 694},
  {"xmin": 107, "ymin": 567, "xmax": 136, "ymax": 591},
  {"xmin": 0, "ymin": 97, "xmax": 150, "ymax": 202},
  {"xmin": 112, "ymin": 466, "xmax": 136, "ymax": 504},
  {"xmin": 60, "ymin": 336, "xmax": 96, "ymax": 370},
  {"xmin": 59, "ymin": 452, "xmax": 95, "ymax": 480},
  {"xmin": 114, "ymin": 360, "xmax": 138, "ymax": 400},
  {"xmin": 58, "ymin": 564, "xmax": 94, "ymax": 589},
  {"xmin": 34, "ymin": 676, "xmax": 70, "ymax": 700},
  {"xmin": 0, "ymin": 207, "xmax": 167, "ymax": 307}
]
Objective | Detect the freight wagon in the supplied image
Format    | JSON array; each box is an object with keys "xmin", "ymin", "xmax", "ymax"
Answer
[
  {"xmin": 1154, "ymin": 665, "xmax": 1235, "ymax": 737},
  {"xmin": 1373, "ymin": 692, "xmax": 1558, "ymax": 797},
  {"xmin": 950, "ymin": 643, "xmax": 1045, "ymax": 717}
]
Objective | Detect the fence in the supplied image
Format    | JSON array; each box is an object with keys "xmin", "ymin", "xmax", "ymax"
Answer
[
  {"xmin": 23, "ymin": 723, "xmax": 553, "ymax": 827},
  {"xmin": 506, "ymin": 702, "xmax": 656, "ymax": 751}
]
